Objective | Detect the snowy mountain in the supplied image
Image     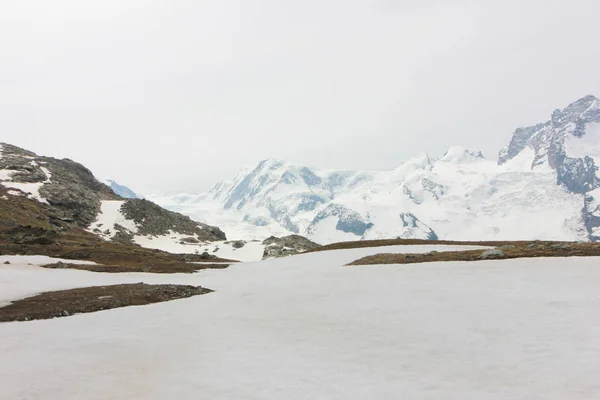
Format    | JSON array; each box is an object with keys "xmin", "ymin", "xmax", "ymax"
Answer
[
  {"xmin": 105, "ymin": 179, "xmax": 138, "ymax": 199},
  {"xmin": 151, "ymin": 95, "xmax": 600, "ymax": 244}
]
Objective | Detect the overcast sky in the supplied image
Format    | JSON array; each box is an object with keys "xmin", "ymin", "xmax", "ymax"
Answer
[{"xmin": 1, "ymin": 0, "xmax": 599, "ymax": 194}]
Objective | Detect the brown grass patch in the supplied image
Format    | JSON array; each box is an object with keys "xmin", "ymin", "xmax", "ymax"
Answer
[
  {"xmin": 40, "ymin": 262, "xmax": 230, "ymax": 274},
  {"xmin": 0, "ymin": 283, "xmax": 213, "ymax": 322},
  {"xmin": 347, "ymin": 242, "xmax": 600, "ymax": 266},
  {"xmin": 310, "ymin": 238, "xmax": 550, "ymax": 253},
  {"xmin": 0, "ymin": 228, "xmax": 238, "ymax": 273}
]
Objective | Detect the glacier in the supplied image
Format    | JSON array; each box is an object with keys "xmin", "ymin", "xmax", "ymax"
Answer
[{"xmin": 150, "ymin": 95, "xmax": 600, "ymax": 244}]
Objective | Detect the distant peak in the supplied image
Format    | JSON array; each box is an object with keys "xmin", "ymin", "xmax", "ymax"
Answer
[
  {"xmin": 441, "ymin": 146, "xmax": 485, "ymax": 163},
  {"xmin": 556, "ymin": 94, "xmax": 599, "ymax": 122},
  {"xmin": 257, "ymin": 158, "xmax": 286, "ymax": 170}
]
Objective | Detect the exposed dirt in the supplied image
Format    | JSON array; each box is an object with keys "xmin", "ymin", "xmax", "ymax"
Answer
[
  {"xmin": 309, "ymin": 238, "xmax": 546, "ymax": 253},
  {"xmin": 41, "ymin": 261, "xmax": 230, "ymax": 274},
  {"xmin": 0, "ymin": 185, "xmax": 238, "ymax": 273},
  {"xmin": 347, "ymin": 241, "xmax": 600, "ymax": 266},
  {"xmin": 0, "ymin": 227, "xmax": 237, "ymax": 273},
  {"xmin": 0, "ymin": 283, "xmax": 213, "ymax": 322}
]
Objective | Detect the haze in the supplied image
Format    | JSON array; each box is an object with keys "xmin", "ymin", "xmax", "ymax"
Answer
[{"xmin": 1, "ymin": 0, "xmax": 599, "ymax": 194}]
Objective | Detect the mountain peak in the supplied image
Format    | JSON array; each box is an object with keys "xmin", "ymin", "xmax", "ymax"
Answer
[
  {"xmin": 257, "ymin": 158, "xmax": 286, "ymax": 170},
  {"xmin": 441, "ymin": 146, "xmax": 485, "ymax": 163},
  {"xmin": 105, "ymin": 179, "xmax": 138, "ymax": 199},
  {"xmin": 499, "ymin": 94, "xmax": 600, "ymax": 167}
]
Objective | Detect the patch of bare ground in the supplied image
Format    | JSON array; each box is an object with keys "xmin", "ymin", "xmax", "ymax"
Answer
[
  {"xmin": 41, "ymin": 261, "xmax": 230, "ymax": 274},
  {"xmin": 347, "ymin": 242, "xmax": 600, "ymax": 266},
  {"xmin": 309, "ymin": 238, "xmax": 542, "ymax": 253},
  {"xmin": 0, "ymin": 229, "xmax": 237, "ymax": 273},
  {"xmin": 0, "ymin": 283, "xmax": 213, "ymax": 322}
]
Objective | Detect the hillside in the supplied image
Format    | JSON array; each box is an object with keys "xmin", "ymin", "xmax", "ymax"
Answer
[{"xmin": 0, "ymin": 143, "xmax": 235, "ymax": 269}]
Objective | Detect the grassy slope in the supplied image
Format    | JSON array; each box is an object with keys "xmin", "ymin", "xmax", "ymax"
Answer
[{"xmin": 0, "ymin": 186, "xmax": 236, "ymax": 273}]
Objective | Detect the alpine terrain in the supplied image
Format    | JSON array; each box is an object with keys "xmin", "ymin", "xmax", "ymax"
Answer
[
  {"xmin": 151, "ymin": 95, "xmax": 600, "ymax": 244},
  {"xmin": 0, "ymin": 143, "xmax": 228, "ymax": 256}
]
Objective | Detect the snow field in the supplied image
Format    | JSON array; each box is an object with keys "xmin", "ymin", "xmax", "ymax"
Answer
[{"xmin": 2, "ymin": 246, "xmax": 600, "ymax": 399}]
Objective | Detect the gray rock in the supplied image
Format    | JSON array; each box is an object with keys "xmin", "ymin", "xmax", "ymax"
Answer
[
  {"xmin": 120, "ymin": 199, "xmax": 226, "ymax": 241},
  {"xmin": 478, "ymin": 249, "xmax": 505, "ymax": 259},
  {"xmin": 307, "ymin": 204, "xmax": 373, "ymax": 237},
  {"xmin": 3, "ymin": 261, "xmax": 10, "ymax": 264},
  {"xmin": 262, "ymin": 235, "xmax": 320, "ymax": 259},
  {"xmin": 398, "ymin": 212, "xmax": 439, "ymax": 240},
  {"xmin": 231, "ymin": 240, "xmax": 246, "ymax": 249},
  {"xmin": 180, "ymin": 237, "xmax": 200, "ymax": 244}
]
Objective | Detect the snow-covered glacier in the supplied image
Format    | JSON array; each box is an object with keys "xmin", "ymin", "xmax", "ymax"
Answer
[{"xmin": 151, "ymin": 95, "xmax": 600, "ymax": 244}]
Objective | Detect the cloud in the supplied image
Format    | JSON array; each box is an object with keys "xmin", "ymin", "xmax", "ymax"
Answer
[{"xmin": 1, "ymin": 0, "xmax": 599, "ymax": 193}]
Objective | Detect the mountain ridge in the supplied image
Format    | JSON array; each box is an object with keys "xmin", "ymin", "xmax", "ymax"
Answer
[{"xmin": 151, "ymin": 95, "xmax": 599, "ymax": 244}]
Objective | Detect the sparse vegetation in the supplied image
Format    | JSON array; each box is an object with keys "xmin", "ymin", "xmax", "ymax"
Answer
[
  {"xmin": 0, "ymin": 283, "xmax": 213, "ymax": 322},
  {"xmin": 0, "ymin": 186, "xmax": 236, "ymax": 273},
  {"xmin": 309, "ymin": 238, "xmax": 542, "ymax": 253},
  {"xmin": 347, "ymin": 241, "xmax": 600, "ymax": 266}
]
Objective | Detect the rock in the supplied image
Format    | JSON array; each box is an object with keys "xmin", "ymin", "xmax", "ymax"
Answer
[
  {"xmin": 307, "ymin": 204, "xmax": 373, "ymax": 237},
  {"xmin": 262, "ymin": 235, "xmax": 320, "ymax": 259},
  {"xmin": 61, "ymin": 310, "xmax": 70, "ymax": 317},
  {"xmin": 180, "ymin": 237, "xmax": 200, "ymax": 244},
  {"xmin": 3, "ymin": 261, "xmax": 10, "ymax": 264},
  {"xmin": 6, "ymin": 225, "xmax": 58, "ymax": 245},
  {"xmin": 120, "ymin": 199, "xmax": 226, "ymax": 241},
  {"xmin": 500, "ymin": 244, "xmax": 517, "ymax": 249},
  {"xmin": 231, "ymin": 240, "xmax": 246, "ymax": 249},
  {"xmin": 478, "ymin": 249, "xmax": 505, "ymax": 259},
  {"xmin": 551, "ymin": 244, "xmax": 572, "ymax": 250}
]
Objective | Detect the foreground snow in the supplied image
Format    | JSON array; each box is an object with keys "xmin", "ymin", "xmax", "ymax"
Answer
[{"xmin": 1, "ymin": 247, "xmax": 600, "ymax": 399}]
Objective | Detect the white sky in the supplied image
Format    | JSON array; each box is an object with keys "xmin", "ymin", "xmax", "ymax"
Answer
[{"xmin": 1, "ymin": 0, "xmax": 599, "ymax": 194}]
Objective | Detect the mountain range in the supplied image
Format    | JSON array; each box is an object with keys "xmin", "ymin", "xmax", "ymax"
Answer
[{"xmin": 150, "ymin": 95, "xmax": 600, "ymax": 244}]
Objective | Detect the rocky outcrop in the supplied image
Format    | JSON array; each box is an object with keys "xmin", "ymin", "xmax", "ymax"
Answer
[
  {"xmin": 497, "ymin": 95, "xmax": 600, "ymax": 240},
  {"xmin": 0, "ymin": 143, "xmax": 119, "ymax": 227},
  {"xmin": 398, "ymin": 213, "xmax": 438, "ymax": 240},
  {"xmin": 0, "ymin": 143, "xmax": 227, "ymax": 250},
  {"xmin": 262, "ymin": 235, "xmax": 320, "ymax": 259},
  {"xmin": 120, "ymin": 199, "xmax": 226, "ymax": 241},
  {"xmin": 307, "ymin": 204, "xmax": 373, "ymax": 237}
]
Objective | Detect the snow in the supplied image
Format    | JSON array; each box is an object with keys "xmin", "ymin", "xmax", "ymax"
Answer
[
  {"xmin": 0, "ymin": 255, "xmax": 98, "ymax": 266},
  {"xmin": 566, "ymin": 121, "xmax": 600, "ymax": 164},
  {"xmin": 1, "ymin": 247, "xmax": 600, "ymax": 399},
  {"xmin": 0, "ymin": 256, "xmax": 98, "ymax": 306},
  {"xmin": 40, "ymin": 166, "xmax": 52, "ymax": 180},
  {"xmin": 151, "ymin": 146, "xmax": 587, "ymax": 245},
  {"xmin": 440, "ymin": 146, "xmax": 485, "ymax": 163},
  {"xmin": 0, "ymin": 160, "xmax": 52, "ymax": 204},
  {"xmin": 1, "ymin": 181, "xmax": 49, "ymax": 203},
  {"xmin": 0, "ymin": 169, "xmax": 18, "ymax": 180},
  {"xmin": 87, "ymin": 202, "xmax": 266, "ymax": 261},
  {"xmin": 133, "ymin": 235, "xmax": 266, "ymax": 262},
  {"xmin": 88, "ymin": 200, "xmax": 138, "ymax": 238}
]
